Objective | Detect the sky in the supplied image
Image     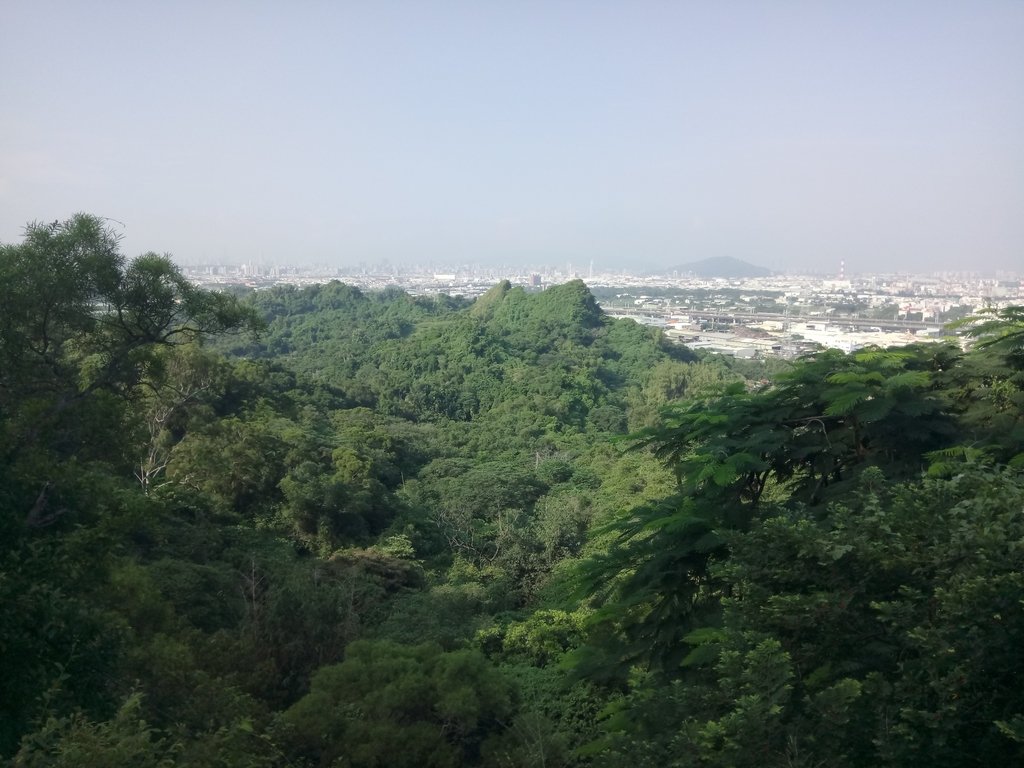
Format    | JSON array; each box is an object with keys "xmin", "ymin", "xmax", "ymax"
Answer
[{"xmin": 1, "ymin": 1, "xmax": 1022, "ymax": 274}]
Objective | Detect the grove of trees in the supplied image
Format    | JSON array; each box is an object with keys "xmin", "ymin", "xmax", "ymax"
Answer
[{"xmin": 2, "ymin": 215, "xmax": 1022, "ymax": 766}]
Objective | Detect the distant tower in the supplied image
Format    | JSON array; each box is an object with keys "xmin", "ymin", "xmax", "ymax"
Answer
[
  {"xmin": 589, "ymin": 260, "xmax": 594, "ymax": 279},
  {"xmin": 840, "ymin": 260, "xmax": 845, "ymax": 280}
]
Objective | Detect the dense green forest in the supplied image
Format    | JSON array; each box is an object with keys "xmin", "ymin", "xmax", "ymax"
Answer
[{"xmin": 2, "ymin": 216, "xmax": 1023, "ymax": 767}]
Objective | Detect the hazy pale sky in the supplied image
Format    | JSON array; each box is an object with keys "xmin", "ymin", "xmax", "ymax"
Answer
[{"xmin": 2, "ymin": 1, "xmax": 1021, "ymax": 273}]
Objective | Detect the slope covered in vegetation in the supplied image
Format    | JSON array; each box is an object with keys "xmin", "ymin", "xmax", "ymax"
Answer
[{"xmin": 2, "ymin": 216, "xmax": 1023, "ymax": 767}]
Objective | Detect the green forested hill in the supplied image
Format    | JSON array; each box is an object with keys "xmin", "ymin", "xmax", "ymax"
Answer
[
  {"xmin": 2, "ymin": 217, "xmax": 1023, "ymax": 767},
  {"xmin": 229, "ymin": 276, "xmax": 695, "ymax": 426}
]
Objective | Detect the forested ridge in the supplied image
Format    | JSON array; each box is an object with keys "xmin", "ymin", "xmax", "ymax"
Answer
[{"xmin": 2, "ymin": 216, "xmax": 1023, "ymax": 767}]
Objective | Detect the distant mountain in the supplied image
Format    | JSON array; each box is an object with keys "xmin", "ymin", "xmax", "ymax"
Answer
[{"xmin": 659, "ymin": 256, "xmax": 771, "ymax": 279}]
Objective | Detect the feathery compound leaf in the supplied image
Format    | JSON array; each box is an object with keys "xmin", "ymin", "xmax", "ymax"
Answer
[
  {"xmin": 824, "ymin": 389, "xmax": 868, "ymax": 416},
  {"xmin": 882, "ymin": 370, "xmax": 931, "ymax": 390},
  {"xmin": 727, "ymin": 451, "xmax": 767, "ymax": 473},
  {"xmin": 827, "ymin": 371, "xmax": 884, "ymax": 386},
  {"xmin": 852, "ymin": 349, "xmax": 912, "ymax": 367},
  {"xmin": 953, "ymin": 305, "xmax": 1024, "ymax": 351},
  {"xmin": 713, "ymin": 462, "xmax": 739, "ymax": 486}
]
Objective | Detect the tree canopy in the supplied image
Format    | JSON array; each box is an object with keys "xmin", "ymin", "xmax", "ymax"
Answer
[{"xmin": 3, "ymin": 213, "xmax": 1023, "ymax": 767}]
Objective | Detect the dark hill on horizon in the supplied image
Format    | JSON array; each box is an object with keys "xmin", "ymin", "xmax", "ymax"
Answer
[{"xmin": 658, "ymin": 256, "xmax": 771, "ymax": 278}]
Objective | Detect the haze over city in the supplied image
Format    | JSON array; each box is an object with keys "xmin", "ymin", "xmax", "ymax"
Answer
[{"xmin": 2, "ymin": 1, "xmax": 1021, "ymax": 274}]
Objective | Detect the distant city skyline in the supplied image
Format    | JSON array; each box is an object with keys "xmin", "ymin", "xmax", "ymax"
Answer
[
  {"xmin": 2, "ymin": 2, "xmax": 1022, "ymax": 273},
  {"xmin": 178, "ymin": 256, "xmax": 1022, "ymax": 283}
]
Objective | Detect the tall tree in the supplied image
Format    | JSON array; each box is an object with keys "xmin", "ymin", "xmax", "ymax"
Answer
[{"xmin": 0, "ymin": 214, "xmax": 259, "ymax": 466}]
